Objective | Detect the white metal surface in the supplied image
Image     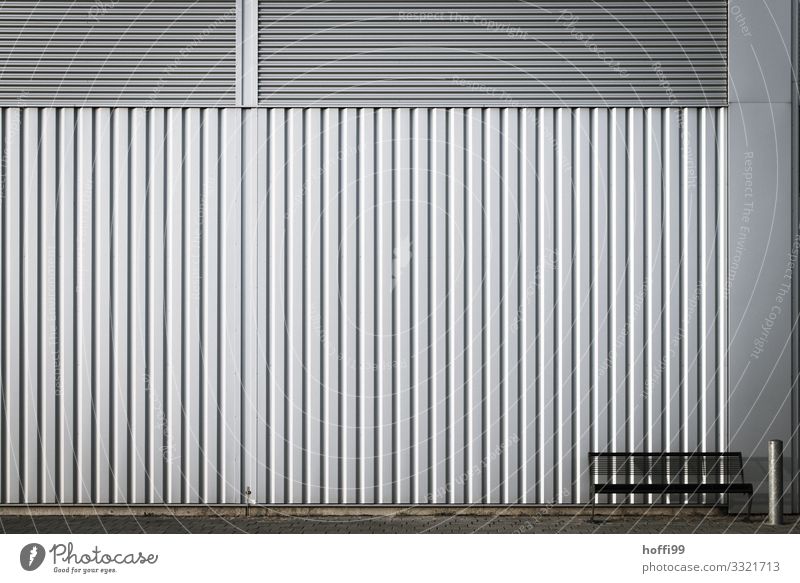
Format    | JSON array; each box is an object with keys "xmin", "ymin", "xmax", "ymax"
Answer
[{"xmin": 0, "ymin": 106, "xmax": 727, "ymax": 504}]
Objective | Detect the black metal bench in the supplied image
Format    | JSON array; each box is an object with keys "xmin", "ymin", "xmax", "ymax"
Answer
[{"xmin": 589, "ymin": 452, "xmax": 754, "ymax": 521}]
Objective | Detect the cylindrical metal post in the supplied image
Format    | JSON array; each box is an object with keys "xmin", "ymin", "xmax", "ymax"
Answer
[{"xmin": 768, "ymin": 440, "xmax": 784, "ymax": 526}]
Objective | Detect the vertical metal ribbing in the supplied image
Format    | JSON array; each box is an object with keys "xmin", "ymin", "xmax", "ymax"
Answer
[
  {"xmin": 450, "ymin": 108, "xmax": 467, "ymax": 504},
  {"xmin": 353, "ymin": 107, "xmax": 363, "ymax": 504},
  {"xmin": 22, "ymin": 108, "xmax": 38, "ymax": 503},
  {"xmin": 662, "ymin": 108, "xmax": 675, "ymax": 460},
  {"xmin": 255, "ymin": 107, "xmax": 269, "ymax": 504},
  {"xmin": 56, "ymin": 108, "xmax": 71, "ymax": 504},
  {"xmin": 164, "ymin": 109, "xmax": 181, "ymax": 503},
  {"xmin": 644, "ymin": 108, "xmax": 653, "ymax": 461},
  {"xmin": 444, "ymin": 108, "xmax": 454, "ymax": 505},
  {"xmin": 585, "ymin": 108, "xmax": 603, "ymax": 480},
  {"xmin": 519, "ymin": 108, "xmax": 531, "ymax": 503},
  {"xmin": 286, "ymin": 108, "xmax": 302, "ymax": 504},
  {"xmin": 130, "ymin": 108, "xmax": 147, "ymax": 503},
  {"xmin": 533, "ymin": 108, "xmax": 542, "ymax": 503},
  {"xmin": 223, "ymin": 108, "xmax": 243, "ymax": 503},
  {"xmin": 207, "ymin": 107, "xmax": 222, "ymax": 505},
  {"xmin": 356, "ymin": 108, "xmax": 366, "ymax": 504},
  {"xmin": 680, "ymin": 107, "xmax": 690, "ymax": 454},
  {"xmin": 699, "ymin": 109, "xmax": 708, "ymax": 455},
  {"xmin": 323, "ymin": 107, "xmax": 340, "ymax": 503},
  {"xmin": 146, "ymin": 108, "xmax": 165, "ymax": 503},
  {"xmin": 0, "ymin": 108, "xmax": 5, "ymax": 503},
  {"xmin": 717, "ymin": 108, "xmax": 727, "ymax": 456},
  {"xmin": 304, "ymin": 107, "xmax": 321, "ymax": 504},
  {"xmin": 375, "ymin": 109, "xmax": 394, "ymax": 503},
  {"xmin": 40, "ymin": 108, "xmax": 55, "ymax": 504},
  {"xmin": 107, "ymin": 109, "xmax": 133, "ymax": 503},
  {"xmin": 591, "ymin": 108, "xmax": 608, "ymax": 463},
  {"xmin": 269, "ymin": 108, "xmax": 286, "ymax": 504},
  {"xmin": 687, "ymin": 108, "xmax": 701, "ymax": 457},
  {"xmin": 411, "ymin": 108, "xmax": 426, "ymax": 504},
  {"xmin": 341, "ymin": 108, "xmax": 359, "ymax": 505},
  {"xmin": 609, "ymin": 108, "xmax": 627, "ymax": 502},
  {"xmin": 574, "ymin": 108, "xmax": 591, "ymax": 504},
  {"xmin": 554, "ymin": 108, "xmax": 567, "ymax": 503},
  {"xmin": 0, "ymin": 106, "xmax": 734, "ymax": 506},
  {"xmin": 360, "ymin": 108, "xmax": 376, "ymax": 504},
  {"xmin": 700, "ymin": 108, "xmax": 718, "ymax": 456},
  {"xmin": 539, "ymin": 107, "xmax": 555, "ymax": 504},
  {"xmin": 484, "ymin": 107, "xmax": 499, "ymax": 503},
  {"xmin": 523, "ymin": 107, "xmax": 539, "ymax": 503},
  {"xmin": 431, "ymin": 108, "xmax": 447, "ymax": 503},
  {"xmin": 502, "ymin": 108, "xmax": 520, "ymax": 504},
  {"xmin": 75, "ymin": 108, "xmax": 91, "ymax": 503},
  {"xmin": 466, "ymin": 107, "xmax": 483, "ymax": 503},
  {"xmin": 5, "ymin": 108, "xmax": 24, "ymax": 503},
  {"xmin": 185, "ymin": 108, "xmax": 202, "ymax": 503}
]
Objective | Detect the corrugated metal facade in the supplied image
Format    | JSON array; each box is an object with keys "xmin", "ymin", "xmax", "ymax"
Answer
[
  {"xmin": 258, "ymin": 0, "xmax": 727, "ymax": 106},
  {"xmin": 0, "ymin": 1, "xmax": 237, "ymax": 106},
  {"xmin": 0, "ymin": 106, "xmax": 727, "ymax": 504}
]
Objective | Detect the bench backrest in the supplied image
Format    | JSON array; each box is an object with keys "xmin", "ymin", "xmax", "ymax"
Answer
[{"xmin": 589, "ymin": 452, "xmax": 745, "ymax": 485}]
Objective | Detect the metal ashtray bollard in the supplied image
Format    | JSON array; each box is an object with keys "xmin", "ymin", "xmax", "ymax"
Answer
[{"xmin": 768, "ymin": 440, "xmax": 783, "ymax": 526}]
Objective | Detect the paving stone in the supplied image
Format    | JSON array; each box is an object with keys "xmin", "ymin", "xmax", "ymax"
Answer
[{"xmin": 0, "ymin": 514, "xmax": 797, "ymax": 534}]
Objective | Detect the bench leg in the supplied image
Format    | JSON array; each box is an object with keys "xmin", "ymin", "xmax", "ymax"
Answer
[
  {"xmin": 590, "ymin": 493, "xmax": 597, "ymax": 523},
  {"xmin": 746, "ymin": 494, "xmax": 753, "ymax": 522}
]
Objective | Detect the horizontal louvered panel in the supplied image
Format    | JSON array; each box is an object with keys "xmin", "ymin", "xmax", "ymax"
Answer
[
  {"xmin": 258, "ymin": 0, "xmax": 727, "ymax": 106},
  {"xmin": 0, "ymin": 1, "xmax": 236, "ymax": 106}
]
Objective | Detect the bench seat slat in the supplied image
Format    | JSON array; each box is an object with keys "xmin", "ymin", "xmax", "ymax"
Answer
[{"xmin": 593, "ymin": 483, "xmax": 753, "ymax": 495}]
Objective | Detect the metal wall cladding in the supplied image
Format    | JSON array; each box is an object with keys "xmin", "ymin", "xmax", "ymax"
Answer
[
  {"xmin": 0, "ymin": 1, "xmax": 237, "ymax": 106},
  {"xmin": 258, "ymin": 1, "xmax": 728, "ymax": 107},
  {"xmin": 0, "ymin": 106, "xmax": 726, "ymax": 504}
]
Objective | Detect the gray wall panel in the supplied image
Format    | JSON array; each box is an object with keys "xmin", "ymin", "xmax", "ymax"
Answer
[
  {"xmin": 727, "ymin": 0, "xmax": 799, "ymax": 514},
  {"xmin": 0, "ymin": 106, "xmax": 727, "ymax": 504},
  {"xmin": 0, "ymin": 1, "xmax": 237, "ymax": 106},
  {"xmin": 728, "ymin": 0, "xmax": 792, "ymax": 104},
  {"xmin": 728, "ymin": 102, "xmax": 795, "ymax": 514},
  {"xmin": 258, "ymin": 0, "xmax": 727, "ymax": 107}
]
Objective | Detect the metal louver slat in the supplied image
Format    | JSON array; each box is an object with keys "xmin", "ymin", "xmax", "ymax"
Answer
[
  {"xmin": 0, "ymin": 1, "xmax": 237, "ymax": 106},
  {"xmin": 258, "ymin": 0, "xmax": 727, "ymax": 106}
]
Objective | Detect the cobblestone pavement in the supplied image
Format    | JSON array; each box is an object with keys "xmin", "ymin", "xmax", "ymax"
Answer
[{"xmin": 1, "ymin": 514, "xmax": 798, "ymax": 534}]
